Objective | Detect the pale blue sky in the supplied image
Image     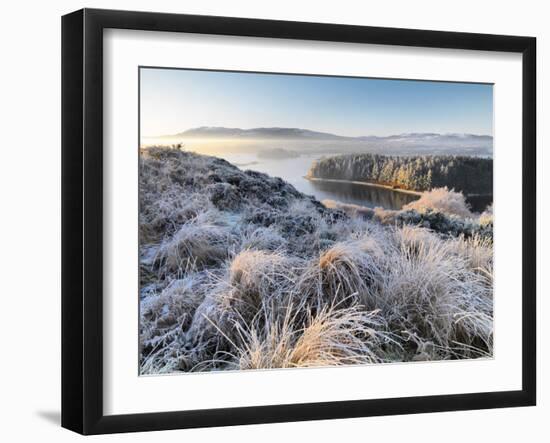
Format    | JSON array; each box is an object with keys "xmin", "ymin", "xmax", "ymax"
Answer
[{"xmin": 140, "ymin": 68, "xmax": 493, "ymax": 138}]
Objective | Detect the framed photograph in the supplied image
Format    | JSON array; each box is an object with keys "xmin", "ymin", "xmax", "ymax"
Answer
[{"xmin": 61, "ymin": 8, "xmax": 536, "ymax": 435}]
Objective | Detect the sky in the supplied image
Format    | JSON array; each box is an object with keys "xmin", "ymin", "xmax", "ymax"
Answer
[{"xmin": 140, "ymin": 67, "xmax": 493, "ymax": 138}]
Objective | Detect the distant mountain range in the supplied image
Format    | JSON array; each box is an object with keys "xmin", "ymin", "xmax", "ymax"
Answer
[
  {"xmin": 150, "ymin": 127, "xmax": 493, "ymax": 156},
  {"xmin": 160, "ymin": 126, "xmax": 491, "ymax": 143},
  {"xmin": 165, "ymin": 126, "xmax": 348, "ymax": 140}
]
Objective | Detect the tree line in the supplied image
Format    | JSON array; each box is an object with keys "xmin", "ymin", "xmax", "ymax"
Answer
[{"xmin": 307, "ymin": 154, "xmax": 493, "ymax": 195}]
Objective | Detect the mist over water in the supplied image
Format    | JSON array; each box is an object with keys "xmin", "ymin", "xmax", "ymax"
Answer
[
  {"xmin": 141, "ymin": 137, "xmax": 492, "ymax": 212},
  {"xmin": 212, "ymin": 152, "xmax": 420, "ymax": 211}
]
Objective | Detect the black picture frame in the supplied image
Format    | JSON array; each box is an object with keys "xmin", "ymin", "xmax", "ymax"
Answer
[{"xmin": 62, "ymin": 8, "xmax": 537, "ymax": 435}]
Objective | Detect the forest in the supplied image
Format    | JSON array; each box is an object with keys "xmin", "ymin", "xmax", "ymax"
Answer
[{"xmin": 307, "ymin": 154, "xmax": 493, "ymax": 195}]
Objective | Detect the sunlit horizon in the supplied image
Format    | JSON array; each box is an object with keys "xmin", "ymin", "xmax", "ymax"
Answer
[{"xmin": 141, "ymin": 127, "xmax": 494, "ymax": 139}]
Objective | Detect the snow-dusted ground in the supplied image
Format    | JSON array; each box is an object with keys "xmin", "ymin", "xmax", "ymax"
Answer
[{"xmin": 139, "ymin": 147, "xmax": 493, "ymax": 374}]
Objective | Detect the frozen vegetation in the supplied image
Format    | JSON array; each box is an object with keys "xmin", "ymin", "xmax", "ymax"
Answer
[
  {"xmin": 140, "ymin": 146, "xmax": 493, "ymax": 374},
  {"xmin": 307, "ymin": 153, "xmax": 493, "ymax": 194}
]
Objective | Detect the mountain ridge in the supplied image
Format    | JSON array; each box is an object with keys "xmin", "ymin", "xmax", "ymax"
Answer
[{"xmin": 155, "ymin": 126, "xmax": 493, "ymax": 142}]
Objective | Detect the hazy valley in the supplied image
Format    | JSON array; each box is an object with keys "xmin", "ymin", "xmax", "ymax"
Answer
[{"xmin": 143, "ymin": 126, "xmax": 493, "ymax": 157}]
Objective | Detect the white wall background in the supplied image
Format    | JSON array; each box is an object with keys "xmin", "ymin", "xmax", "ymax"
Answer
[{"xmin": 0, "ymin": 0, "xmax": 546, "ymax": 441}]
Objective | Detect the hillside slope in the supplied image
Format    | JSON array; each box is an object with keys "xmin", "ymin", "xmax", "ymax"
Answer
[{"xmin": 139, "ymin": 147, "xmax": 493, "ymax": 374}]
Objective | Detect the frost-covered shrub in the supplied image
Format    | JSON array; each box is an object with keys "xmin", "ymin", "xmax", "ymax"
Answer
[
  {"xmin": 140, "ymin": 274, "xmax": 211, "ymax": 374},
  {"xmin": 381, "ymin": 226, "xmax": 493, "ymax": 359},
  {"xmin": 154, "ymin": 219, "xmax": 236, "ymax": 274},
  {"xmin": 232, "ymin": 304, "xmax": 390, "ymax": 370},
  {"xmin": 207, "ymin": 182, "xmax": 242, "ymax": 210},
  {"xmin": 224, "ymin": 250, "xmax": 298, "ymax": 317},
  {"xmin": 403, "ymin": 187, "xmax": 473, "ymax": 218},
  {"xmin": 297, "ymin": 239, "xmax": 385, "ymax": 309},
  {"xmin": 239, "ymin": 226, "xmax": 287, "ymax": 252}
]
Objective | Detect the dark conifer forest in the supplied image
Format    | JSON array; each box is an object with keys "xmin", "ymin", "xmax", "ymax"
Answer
[{"xmin": 307, "ymin": 154, "xmax": 493, "ymax": 195}]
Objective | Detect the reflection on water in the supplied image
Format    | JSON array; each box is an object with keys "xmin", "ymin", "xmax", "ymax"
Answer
[
  {"xmin": 212, "ymin": 152, "xmax": 491, "ymax": 213},
  {"xmin": 218, "ymin": 152, "xmax": 419, "ymax": 210},
  {"xmin": 308, "ymin": 180, "xmax": 491, "ymax": 213},
  {"xmin": 308, "ymin": 180, "xmax": 418, "ymax": 210}
]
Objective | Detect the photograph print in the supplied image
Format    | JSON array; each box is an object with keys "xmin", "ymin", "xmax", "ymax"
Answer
[{"xmin": 139, "ymin": 68, "xmax": 494, "ymax": 375}]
